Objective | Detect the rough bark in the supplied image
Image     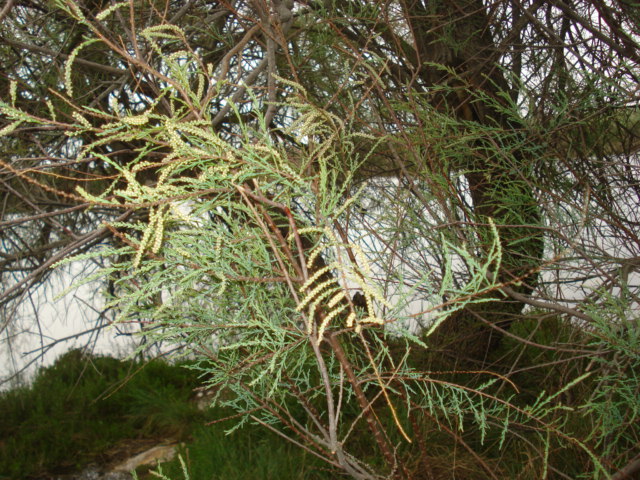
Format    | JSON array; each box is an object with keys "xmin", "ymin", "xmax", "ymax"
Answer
[{"xmin": 403, "ymin": 0, "xmax": 545, "ymax": 360}]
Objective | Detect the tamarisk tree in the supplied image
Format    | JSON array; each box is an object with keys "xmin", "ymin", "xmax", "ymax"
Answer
[{"xmin": 1, "ymin": 1, "xmax": 639, "ymax": 478}]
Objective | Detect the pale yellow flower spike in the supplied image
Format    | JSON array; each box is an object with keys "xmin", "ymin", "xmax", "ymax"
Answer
[
  {"xmin": 306, "ymin": 312, "xmax": 315, "ymax": 335},
  {"xmin": 316, "ymin": 303, "xmax": 348, "ymax": 344},
  {"xmin": 296, "ymin": 279, "xmax": 334, "ymax": 312},
  {"xmin": 300, "ymin": 264, "xmax": 335, "ymax": 292},
  {"xmin": 151, "ymin": 210, "xmax": 165, "ymax": 254}
]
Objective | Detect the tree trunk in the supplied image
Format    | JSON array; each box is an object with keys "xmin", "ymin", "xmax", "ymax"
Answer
[{"xmin": 405, "ymin": 0, "xmax": 544, "ymax": 360}]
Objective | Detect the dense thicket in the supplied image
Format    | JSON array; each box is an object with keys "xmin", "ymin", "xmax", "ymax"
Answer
[{"xmin": 1, "ymin": 1, "xmax": 639, "ymax": 478}]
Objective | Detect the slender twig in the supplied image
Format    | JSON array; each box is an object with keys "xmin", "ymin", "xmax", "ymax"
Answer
[
  {"xmin": 328, "ymin": 332, "xmax": 397, "ymax": 469},
  {"xmin": 1, "ymin": 37, "xmax": 125, "ymax": 75},
  {"xmin": 611, "ymin": 453, "xmax": 640, "ymax": 480},
  {"xmin": 0, "ymin": 0, "xmax": 14, "ymax": 23},
  {"xmin": 0, "ymin": 211, "xmax": 132, "ymax": 307}
]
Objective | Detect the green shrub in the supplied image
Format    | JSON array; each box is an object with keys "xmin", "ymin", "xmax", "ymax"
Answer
[{"xmin": 0, "ymin": 350, "xmax": 202, "ymax": 479}]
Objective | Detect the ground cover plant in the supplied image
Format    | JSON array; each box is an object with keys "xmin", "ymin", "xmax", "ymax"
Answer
[
  {"xmin": 0, "ymin": 350, "xmax": 203, "ymax": 478},
  {"xmin": 0, "ymin": 350, "xmax": 330, "ymax": 480},
  {"xmin": 1, "ymin": 1, "xmax": 639, "ymax": 478}
]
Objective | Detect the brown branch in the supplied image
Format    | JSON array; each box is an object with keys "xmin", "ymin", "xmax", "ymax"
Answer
[
  {"xmin": 1, "ymin": 37, "xmax": 125, "ymax": 75},
  {"xmin": 0, "ymin": 203, "xmax": 89, "ymax": 228},
  {"xmin": 0, "ymin": 211, "xmax": 132, "ymax": 309},
  {"xmin": 0, "ymin": 0, "xmax": 14, "ymax": 23},
  {"xmin": 501, "ymin": 285, "xmax": 594, "ymax": 323},
  {"xmin": 327, "ymin": 332, "xmax": 397, "ymax": 471},
  {"xmin": 611, "ymin": 453, "xmax": 640, "ymax": 480}
]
